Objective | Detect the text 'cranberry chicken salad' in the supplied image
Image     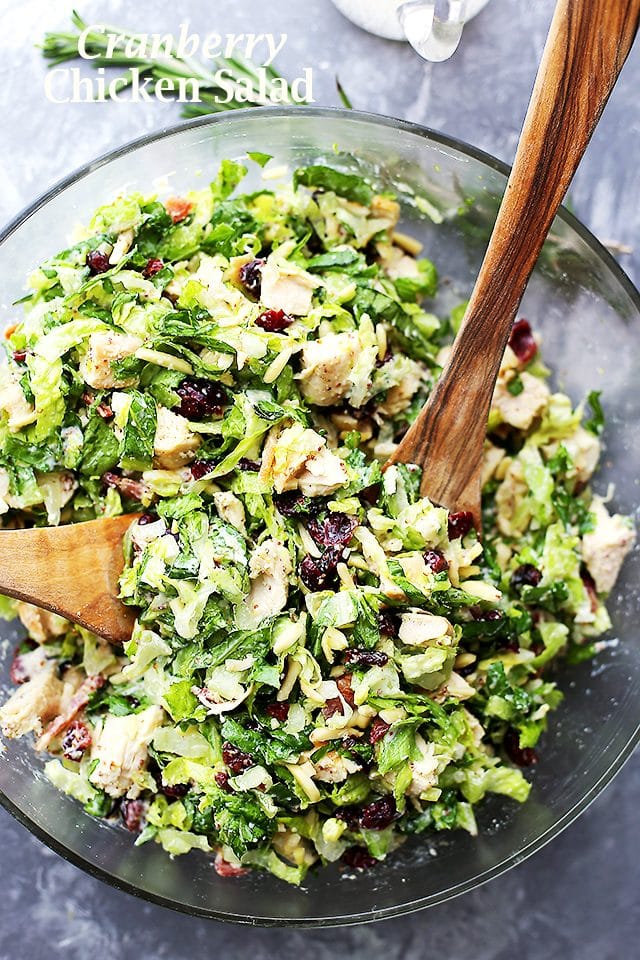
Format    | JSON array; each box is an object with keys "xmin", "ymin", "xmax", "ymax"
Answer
[{"xmin": 0, "ymin": 159, "xmax": 634, "ymax": 885}]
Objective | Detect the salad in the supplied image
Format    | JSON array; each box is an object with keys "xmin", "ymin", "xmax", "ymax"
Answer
[{"xmin": 0, "ymin": 159, "xmax": 634, "ymax": 885}]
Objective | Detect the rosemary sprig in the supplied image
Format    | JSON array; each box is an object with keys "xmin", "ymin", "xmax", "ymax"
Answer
[{"xmin": 40, "ymin": 10, "xmax": 297, "ymax": 114}]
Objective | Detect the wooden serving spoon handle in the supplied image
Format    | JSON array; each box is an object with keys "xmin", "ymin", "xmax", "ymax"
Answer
[
  {"xmin": 387, "ymin": 0, "xmax": 640, "ymax": 527},
  {"xmin": 0, "ymin": 514, "xmax": 140, "ymax": 644}
]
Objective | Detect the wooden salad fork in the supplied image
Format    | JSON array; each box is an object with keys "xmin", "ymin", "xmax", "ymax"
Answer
[
  {"xmin": 387, "ymin": 0, "xmax": 640, "ymax": 528},
  {"xmin": 0, "ymin": 0, "xmax": 637, "ymax": 645}
]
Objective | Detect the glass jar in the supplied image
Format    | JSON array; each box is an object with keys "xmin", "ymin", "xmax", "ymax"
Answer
[{"xmin": 330, "ymin": 0, "xmax": 491, "ymax": 61}]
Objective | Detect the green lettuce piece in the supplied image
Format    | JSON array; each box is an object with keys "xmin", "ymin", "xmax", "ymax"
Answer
[
  {"xmin": 242, "ymin": 846, "xmax": 306, "ymax": 886},
  {"xmin": 211, "ymin": 159, "xmax": 248, "ymax": 202},
  {"xmin": 156, "ymin": 828, "xmax": 211, "ymax": 856},
  {"xmin": 293, "ymin": 165, "xmax": 374, "ymax": 205},
  {"xmin": 119, "ymin": 390, "xmax": 157, "ymax": 471},
  {"xmin": 79, "ymin": 407, "xmax": 119, "ymax": 477},
  {"xmin": 90, "ymin": 194, "xmax": 144, "ymax": 233},
  {"xmin": 394, "ymin": 259, "xmax": 438, "ymax": 301},
  {"xmin": 460, "ymin": 760, "xmax": 531, "ymax": 804},
  {"xmin": 163, "ymin": 680, "xmax": 206, "ymax": 722},
  {"xmin": 540, "ymin": 522, "xmax": 588, "ymax": 613},
  {"xmin": 376, "ymin": 720, "xmax": 418, "ymax": 775}
]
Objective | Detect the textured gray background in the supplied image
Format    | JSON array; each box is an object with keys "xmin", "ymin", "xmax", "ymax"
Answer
[{"xmin": 0, "ymin": 0, "xmax": 638, "ymax": 956}]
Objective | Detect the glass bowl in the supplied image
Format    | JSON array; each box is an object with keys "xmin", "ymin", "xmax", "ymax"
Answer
[{"xmin": 0, "ymin": 107, "xmax": 638, "ymax": 926}]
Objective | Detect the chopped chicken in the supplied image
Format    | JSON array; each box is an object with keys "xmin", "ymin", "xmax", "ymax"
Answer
[
  {"xmin": 108, "ymin": 228, "xmax": 135, "ymax": 265},
  {"xmin": 313, "ymin": 750, "xmax": 361, "ymax": 783},
  {"xmin": 370, "ymin": 195, "xmax": 400, "ymax": 231},
  {"xmin": 259, "ymin": 424, "xmax": 347, "ymax": 496},
  {"xmin": 79, "ymin": 331, "xmax": 143, "ymax": 389},
  {"xmin": 377, "ymin": 362, "xmax": 424, "ymax": 417},
  {"xmin": 482, "ymin": 441, "xmax": 507, "ymax": 488},
  {"xmin": 492, "ymin": 371, "xmax": 550, "ymax": 431},
  {"xmin": 0, "ymin": 378, "xmax": 37, "ymax": 432},
  {"xmin": 36, "ymin": 674, "xmax": 104, "ymax": 751},
  {"xmin": 0, "ymin": 662, "xmax": 63, "ymax": 739},
  {"xmin": 16, "ymin": 602, "xmax": 67, "ymax": 644},
  {"xmin": 153, "ymin": 406, "xmax": 201, "ymax": 469},
  {"xmin": 434, "ymin": 671, "xmax": 476, "ymax": 702},
  {"xmin": 213, "ymin": 491, "xmax": 246, "ymax": 535},
  {"xmin": 399, "ymin": 611, "xmax": 453, "ymax": 646},
  {"xmin": 260, "ymin": 255, "xmax": 320, "ymax": 316},
  {"xmin": 89, "ymin": 705, "xmax": 164, "ymax": 798},
  {"xmin": 561, "ymin": 426, "xmax": 601, "ymax": 485},
  {"xmin": 244, "ymin": 539, "xmax": 292, "ymax": 625},
  {"xmin": 297, "ymin": 447, "xmax": 349, "ymax": 497},
  {"xmin": 582, "ymin": 497, "xmax": 636, "ymax": 594},
  {"xmin": 299, "ymin": 332, "xmax": 360, "ymax": 406},
  {"xmin": 376, "ymin": 241, "xmax": 421, "ymax": 281},
  {"xmin": 495, "ymin": 458, "xmax": 529, "ymax": 537},
  {"xmin": 407, "ymin": 735, "xmax": 439, "ymax": 798}
]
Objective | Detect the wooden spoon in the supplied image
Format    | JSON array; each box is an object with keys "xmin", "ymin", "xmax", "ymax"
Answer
[
  {"xmin": 0, "ymin": 515, "xmax": 139, "ymax": 644},
  {"xmin": 386, "ymin": 0, "xmax": 640, "ymax": 529}
]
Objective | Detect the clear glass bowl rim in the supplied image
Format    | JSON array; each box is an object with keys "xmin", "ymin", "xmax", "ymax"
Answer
[{"xmin": 0, "ymin": 105, "xmax": 638, "ymax": 927}]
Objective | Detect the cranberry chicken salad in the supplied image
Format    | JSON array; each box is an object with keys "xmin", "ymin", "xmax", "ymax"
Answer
[{"xmin": 0, "ymin": 159, "xmax": 634, "ymax": 884}]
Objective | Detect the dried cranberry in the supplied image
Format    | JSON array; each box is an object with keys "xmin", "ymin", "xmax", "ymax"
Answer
[
  {"xmin": 165, "ymin": 197, "xmax": 193, "ymax": 223},
  {"xmin": 222, "ymin": 742, "xmax": 254, "ymax": 775},
  {"xmin": 504, "ymin": 728, "xmax": 538, "ymax": 767},
  {"xmin": 9, "ymin": 642, "xmax": 37, "ymax": 684},
  {"xmin": 458, "ymin": 661, "xmax": 477, "ymax": 678},
  {"xmin": 341, "ymin": 847, "xmax": 377, "ymax": 870},
  {"xmin": 138, "ymin": 513, "xmax": 157, "ymax": 525},
  {"xmin": 343, "ymin": 649, "xmax": 389, "ymax": 668},
  {"xmin": 96, "ymin": 401, "xmax": 113, "ymax": 420},
  {"xmin": 161, "ymin": 781, "xmax": 189, "ymax": 799},
  {"xmin": 61, "ymin": 720, "xmax": 92, "ymax": 762},
  {"xmin": 121, "ymin": 799, "xmax": 147, "ymax": 833},
  {"xmin": 322, "ymin": 697, "xmax": 344, "ymax": 719},
  {"xmin": 369, "ymin": 717, "xmax": 390, "ymax": 744},
  {"xmin": 12, "ymin": 350, "xmax": 26, "ymax": 363},
  {"xmin": 215, "ymin": 771, "xmax": 232, "ymax": 793},
  {"xmin": 214, "ymin": 852, "xmax": 249, "ymax": 877},
  {"xmin": 266, "ymin": 702, "xmax": 290, "ymax": 722},
  {"xmin": 511, "ymin": 564, "xmax": 543, "ymax": 589},
  {"xmin": 190, "ymin": 459, "xmax": 215, "ymax": 480},
  {"xmin": 255, "ymin": 308, "xmax": 294, "ymax": 332},
  {"xmin": 335, "ymin": 806, "xmax": 360, "ymax": 829},
  {"xmin": 424, "ymin": 549, "xmax": 449, "ymax": 574},
  {"xmin": 307, "ymin": 512, "xmax": 358, "ymax": 547},
  {"xmin": 274, "ymin": 490, "xmax": 316, "ymax": 518},
  {"xmin": 377, "ymin": 610, "xmax": 399, "ymax": 638},
  {"xmin": 360, "ymin": 482, "xmax": 382, "ymax": 506},
  {"xmin": 581, "ymin": 567, "xmax": 598, "ymax": 613},
  {"xmin": 86, "ymin": 250, "xmax": 111, "ymax": 274},
  {"xmin": 359, "ymin": 795, "xmax": 397, "ymax": 830},
  {"xmin": 239, "ymin": 258, "xmax": 266, "ymax": 299},
  {"xmin": 509, "ymin": 318, "xmax": 537, "ymax": 364},
  {"xmin": 336, "ymin": 673, "xmax": 356, "ymax": 707},
  {"xmin": 143, "ymin": 257, "xmax": 164, "ymax": 278},
  {"xmin": 299, "ymin": 546, "xmax": 343, "ymax": 591},
  {"xmin": 376, "ymin": 347, "xmax": 393, "ymax": 368},
  {"xmin": 448, "ymin": 511, "xmax": 474, "ymax": 540},
  {"xmin": 175, "ymin": 378, "xmax": 228, "ymax": 420},
  {"xmin": 238, "ymin": 458, "xmax": 261, "ymax": 471},
  {"xmin": 471, "ymin": 607, "xmax": 504, "ymax": 622},
  {"xmin": 102, "ymin": 470, "xmax": 147, "ymax": 501}
]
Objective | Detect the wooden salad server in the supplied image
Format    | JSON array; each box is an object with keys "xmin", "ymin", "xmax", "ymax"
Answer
[
  {"xmin": 0, "ymin": 515, "xmax": 139, "ymax": 644},
  {"xmin": 386, "ymin": 0, "xmax": 640, "ymax": 529}
]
